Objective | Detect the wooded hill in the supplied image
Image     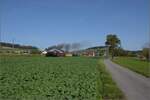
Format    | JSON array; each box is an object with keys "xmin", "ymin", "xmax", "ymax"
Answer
[
  {"xmin": 0, "ymin": 42, "xmax": 38, "ymax": 50},
  {"xmin": 0, "ymin": 42, "xmax": 40, "ymax": 54}
]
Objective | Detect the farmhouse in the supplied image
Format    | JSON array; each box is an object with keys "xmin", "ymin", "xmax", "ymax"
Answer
[
  {"xmin": 46, "ymin": 48, "xmax": 65, "ymax": 57},
  {"xmin": 84, "ymin": 46, "xmax": 107, "ymax": 57},
  {"xmin": 41, "ymin": 51, "xmax": 47, "ymax": 55},
  {"xmin": 82, "ymin": 50, "xmax": 95, "ymax": 57},
  {"xmin": 65, "ymin": 53, "xmax": 73, "ymax": 57}
]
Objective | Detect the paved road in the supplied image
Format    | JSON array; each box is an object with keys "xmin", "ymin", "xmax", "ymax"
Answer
[{"xmin": 104, "ymin": 59, "xmax": 150, "ymax": 100}]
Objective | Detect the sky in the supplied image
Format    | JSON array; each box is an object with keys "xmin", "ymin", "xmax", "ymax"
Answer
[{"xmin": 0, "ymin": 0, "xmax": 149, "ymax": 50}]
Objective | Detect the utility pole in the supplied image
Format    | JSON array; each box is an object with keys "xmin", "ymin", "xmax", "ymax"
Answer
[
  {"xmin": 12, "ymin": 38, "xmax": 15, "ymax": 49},
  {"xmin": 106, "ymin": 45, "xmax": 110, "ymax": 59},
  {"xmin": 0, "ymin": 15, "xmax": 1, "ymax": 48},
  {"xmin": 148, "ymin": 32, "xmax": 150, "ymax": 61},
  {"xmin": 0, "ymin": 32, "xmax": 1, "ymax": 49},
  {"xmin": 0, "ymin": 24, "xmax": 1, "ymax": 49},
  {"xmin": 12, "ymin": 39, "xmax": 14, "ymax": 49}
]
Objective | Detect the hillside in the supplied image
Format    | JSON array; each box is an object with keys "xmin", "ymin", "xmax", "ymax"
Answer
[{"xmin": 0, "ymin": 42, "xmax": 40, "ymax": 54}]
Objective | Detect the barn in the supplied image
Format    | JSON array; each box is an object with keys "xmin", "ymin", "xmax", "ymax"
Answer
[{"xmin": 46, "ymin": 49, "xmax": 65, "ymax": 57}]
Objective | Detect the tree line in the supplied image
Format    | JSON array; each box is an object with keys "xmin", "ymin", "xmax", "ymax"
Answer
[{"xmin": 0, "ymin": 42, "xmax": 38, "ymax": 50}]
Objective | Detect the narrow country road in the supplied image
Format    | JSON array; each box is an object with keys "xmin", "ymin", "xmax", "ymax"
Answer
[{"xmin": 104, "ymin": 59, "xmax": 150, "ymax": 100}]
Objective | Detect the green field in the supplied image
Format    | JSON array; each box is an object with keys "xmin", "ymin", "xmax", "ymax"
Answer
[
  {"xmin": 0, "ymin": 55, "xmax": 123, "ymax": 100},
  {"xmin": 113, "ymin": 57, "xmax": 150, "ymax": 77}
]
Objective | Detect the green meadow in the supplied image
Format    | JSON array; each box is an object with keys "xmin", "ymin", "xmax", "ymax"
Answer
[{"xmin": 113, "ymin": 57, "xmax": 150, "ymax": 77}]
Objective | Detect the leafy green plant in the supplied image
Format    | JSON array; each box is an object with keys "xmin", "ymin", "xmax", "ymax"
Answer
[{"xmin": 0, "ymin": 56, "xmax": 124, "ymax": 100}]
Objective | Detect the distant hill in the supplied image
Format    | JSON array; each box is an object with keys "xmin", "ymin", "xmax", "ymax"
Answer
[
  {"xmin": 0, "ymin": 42, "xmax": 38, "ymax": 50},
  {"xmin": 83, "ymin": 46, "xmax": 107, "ymax": 56},
  {"xmin": 0, "ymin": 42, "xmax": 40, "ymax": 54},
  {"xmin": 85, "ymin": 46, "xmax": 142, "ymax": 57},
  {"xmin": 86, "ymin": 46, "xmax": 107, "ymax": 50}
]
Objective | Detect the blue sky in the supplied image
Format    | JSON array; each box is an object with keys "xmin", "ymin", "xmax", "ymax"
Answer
[{"xmin": 0, "ymin": 0, "xmax": 149, "ymax": 50}]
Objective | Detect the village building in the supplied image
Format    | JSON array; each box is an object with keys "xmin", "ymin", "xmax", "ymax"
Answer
[
  {"xmin": 46, "ymin": 48, "xmax": 65, "ymax": 57},
  {"xmin": 65, "ymin": 53, "xmax": 73, "ymax": 57},
  {"xmin": 41, "ymin": 51, "xmax": 47, "ymax": 55}
]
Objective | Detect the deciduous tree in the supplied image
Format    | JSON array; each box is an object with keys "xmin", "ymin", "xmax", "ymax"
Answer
[{"xmin": 105, "ymin": 34, "xmax": 121, "ymax": 59}]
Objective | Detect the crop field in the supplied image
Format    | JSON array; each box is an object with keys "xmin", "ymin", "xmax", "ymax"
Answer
[
  {"xmin": 113, "ymin": 57, "xmax": 150, "ymax": 77},
  {"xmin": 0, "ymin": 55, "xmax": 123, "ymax": 100}
]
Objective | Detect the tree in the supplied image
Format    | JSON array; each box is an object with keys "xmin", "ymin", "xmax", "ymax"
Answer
[
  {"xmin": 142, "ymin": 48, "xmax": 149, "ymax": 61},
  {"xmin": 56, "ymin": 44, "xmax": 65, "ymax": 50},
  {"xmin": 63, "ymin": 43, "xmax": 71, "ymax": 52},
  {"xmin": 114, "ymin": 47, "xmax": 127, "ymax": 56},
  {"xmin": 142, "ymin": 42, "xmax": 150, "ymax": 61},
  {"xmin": 71, "ymin": 43, "xmax": 81, "ymax": 51},
  {"xmin": 105, "ymin": 34, "xmax": 121, "ymax": 59}
]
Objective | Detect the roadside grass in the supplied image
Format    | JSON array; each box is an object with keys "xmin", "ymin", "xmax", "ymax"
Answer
[
  {"xmin": 98, "ymin": 59, "xmax": 124, "ymax": 100},
  {"xmin": 112, "ymin": 57, "xmax": 150, "ymax": 77}
]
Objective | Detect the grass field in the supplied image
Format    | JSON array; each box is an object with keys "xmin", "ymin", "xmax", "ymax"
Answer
[
  {"xmin": 0, "ymin": 55, "xmax": 123, "ymax": 100},
  {"xmin": 113, "ymin": 57, "xmax": 150, "ymax": 77}
]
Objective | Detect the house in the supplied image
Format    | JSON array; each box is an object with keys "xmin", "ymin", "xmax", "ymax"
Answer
[
  {"xmin": 82, "ymin": 50, "xmax": 95, "ymax": 57},
  {"xmin": 137, "ymin": 54, "xmax": 146, "ymax": 61},
  {"xmin": 41, "ymin": 51, "xmax": 47, "ymax": 55},
  {"xmin": 46, "ymin": 49, "xmax": 65, "ymax": 57},
  {"xmin": 85, "ymin": 46, "xmax": 107, "ymax": 57},
  {"xmin": 65, "ymin": 53, "xmax": 72, "ymax": 57}
]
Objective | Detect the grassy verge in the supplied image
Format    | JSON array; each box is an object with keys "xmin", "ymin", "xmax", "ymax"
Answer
[
  {"xmin": 98, "ymin": 59, "xmax": 124, "ymax": 100},
  {"xmin": 112, "ymin": 57, "xmax": 150, "ymax": 77}
]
